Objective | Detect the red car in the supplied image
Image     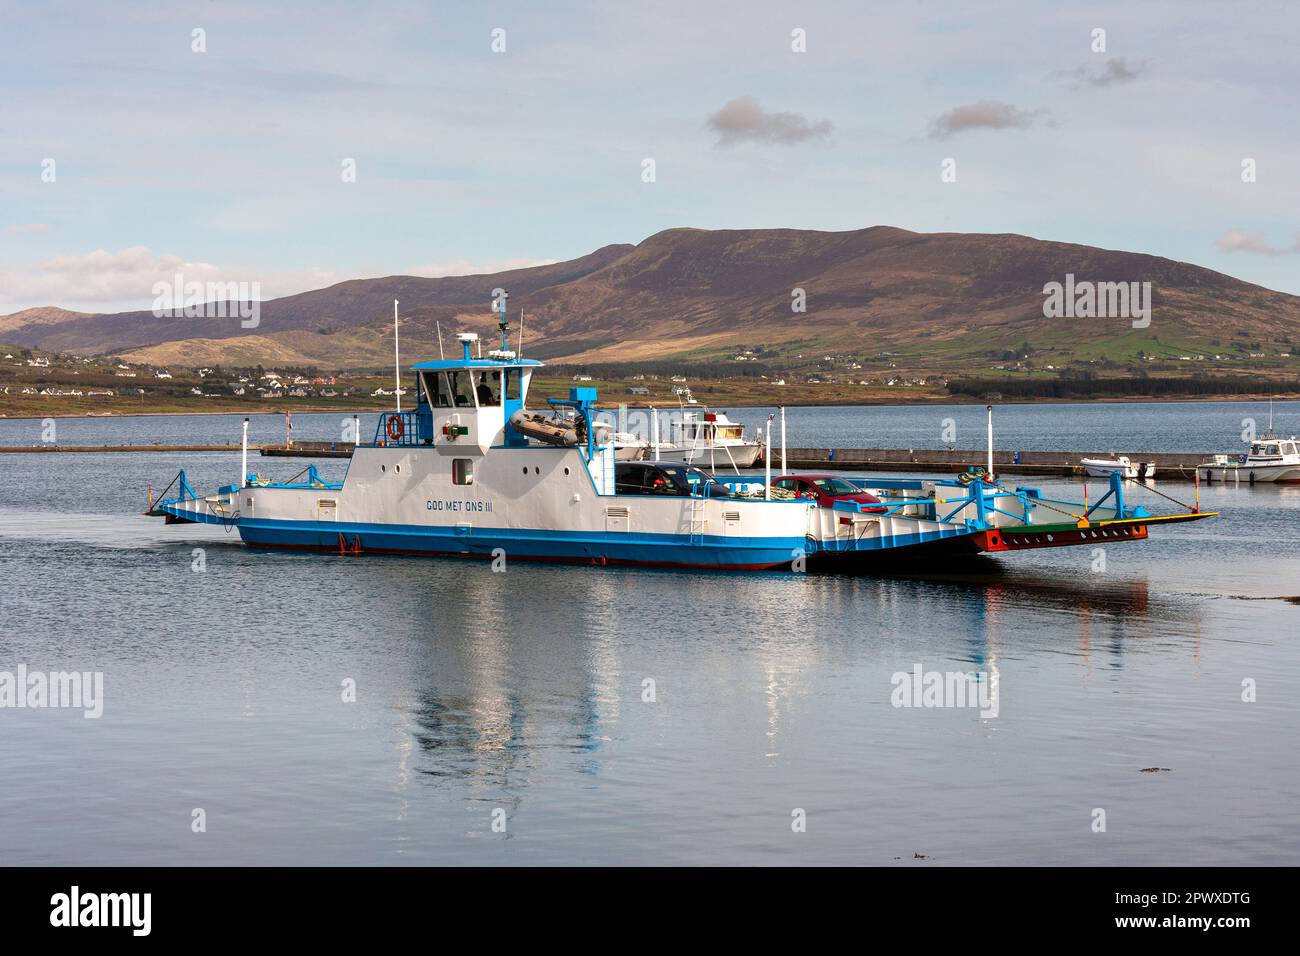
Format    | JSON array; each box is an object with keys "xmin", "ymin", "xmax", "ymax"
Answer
[{"xmin": 771, "ymin": 474, "xmax": 888, "ymax": 513}]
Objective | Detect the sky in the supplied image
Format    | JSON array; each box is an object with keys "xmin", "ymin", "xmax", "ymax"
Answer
[{"xmin": 1, "ymin": 0, "xmax": 1298, "ymax": 314}]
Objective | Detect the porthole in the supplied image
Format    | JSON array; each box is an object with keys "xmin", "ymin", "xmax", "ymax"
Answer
[
  {"xmin": 380, "ymin": 464, "xmax": 386, "ymax": 473},
  {"xmin": 1045, "ymin": 533, "xmax": 1054, "ymax": 542},
  {"xmin": 395, "ymin": 464, "xmax": 401, "ymax": 474},
  {"xmin": 564, "ymin": 467, "xmax": 570, "ymax": 476},
  {"xmin": 534, "ymin": 466, "xmax": 540, "ymax": 475},
  {"xmin": 522, "ymin": 466, "xmax": 528, "ymax": 475}
]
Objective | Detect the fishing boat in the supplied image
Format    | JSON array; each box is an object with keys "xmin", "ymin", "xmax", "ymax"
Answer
[
  {"xmin": 1196, "ymin": 402, "xmax": 1300, "ymax": 484},
  {"xmin": 658, "ymin": 410, "xmax": 763, "ymax": 469},
  {"xmin": 1197, "ymin": 435, "xmax": 1300, "ymax": 483},
  {"xmin": 147, "ymin": 298, "xmax": 1216, "ymax": 571}
]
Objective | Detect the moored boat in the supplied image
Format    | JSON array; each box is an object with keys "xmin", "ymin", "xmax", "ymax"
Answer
[
  {"xmin": 1197, "ymin": 435, "xmax": 1300, "ymax": 484},
  {"xmin": 1080, "ymin": 455, "xmax": 1156, "ymax": 480},
  {"xmin": 657, "ymin": 409, "xmax": 763, "ymax": 469}
]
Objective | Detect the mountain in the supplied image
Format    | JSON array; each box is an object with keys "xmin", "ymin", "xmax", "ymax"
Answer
[
  {"xmin": 0, "ymin": 244, "xmax": 633, "ymax": 358},
  {"xmin": 0, "ymin": 306, "xmax": 92, "ymax": 336},
  {"xmin": 4, "ymin": 227, "xmax": 1298, "ymax": 370}
]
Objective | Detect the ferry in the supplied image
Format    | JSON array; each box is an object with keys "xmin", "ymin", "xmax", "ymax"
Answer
[{"xmin": 148, "ymin": 304, "xmax": 1216, "ymax": 571}]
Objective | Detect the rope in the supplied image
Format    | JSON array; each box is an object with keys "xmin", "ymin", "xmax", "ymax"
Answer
[
  {"xmin": 152, "ymin": 472, "xmax": 179, "ymax": 503},
  {"xmin": 1120, "ymin": 473, "xmax": 1197, "ymax": 512},
  {"xmin": 281, "ymin": 465, "xmax": 312, "ymax": 485},
  {"xmin": 1027, "ymin": 497, "xmax": 1086, "ymax": 521}
]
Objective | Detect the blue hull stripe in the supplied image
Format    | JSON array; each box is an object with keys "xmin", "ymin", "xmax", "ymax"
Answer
[{"xmin": 160, "ymin": 506, "xmax": 977, "ymax": 568}]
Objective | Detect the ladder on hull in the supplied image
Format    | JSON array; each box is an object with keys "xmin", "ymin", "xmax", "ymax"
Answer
[{"xmin": 687, "ymin": 497, "xmax": 707, "ymax": 545}]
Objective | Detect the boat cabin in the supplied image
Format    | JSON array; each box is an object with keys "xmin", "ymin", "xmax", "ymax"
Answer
[
  {"xmin": 673, "ymin": 411, "xmax": 746, "ymax": 444},
  {"xmin": 1248, "ymin": 438, "xmax": 1299, "ymax": 460},
  {"xmin": 378, "ymin": 332, "xmax": 544, "ymax": 453}
]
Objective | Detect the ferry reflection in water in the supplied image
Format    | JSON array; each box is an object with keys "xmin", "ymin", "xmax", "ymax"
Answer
[{"xmin": 392, "ymin": 556, "xmax": 1179, "ymax": 793}]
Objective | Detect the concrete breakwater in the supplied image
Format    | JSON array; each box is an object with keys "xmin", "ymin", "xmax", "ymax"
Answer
[
  {"xmin": 780, "ymin": 448, "xmax": 1210, "ymax": 480},
  {"xmin": 2, "ymin": 441, "xmax": 1212, "ymax": 480}
]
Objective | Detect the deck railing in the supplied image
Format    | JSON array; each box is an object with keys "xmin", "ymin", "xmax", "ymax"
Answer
[{"xmin": 372, "ymin": 410, "xmax": 420, "ymax": 446}]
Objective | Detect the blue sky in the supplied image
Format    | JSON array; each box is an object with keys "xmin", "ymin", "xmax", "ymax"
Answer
[{"xmin": 2, "ymin": 0, "xmax": 1297, "ymax": 312}]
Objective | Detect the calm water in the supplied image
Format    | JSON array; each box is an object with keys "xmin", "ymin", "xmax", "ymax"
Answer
[
  {"xmin": 3, "ymin": 398, "xmax": 1297, "ymax": 452},
  {"xmin": 1, "ymin": 403, "xmax": 1298, "ymax": 865}
]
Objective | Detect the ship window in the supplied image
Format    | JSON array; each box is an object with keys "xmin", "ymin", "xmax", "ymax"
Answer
[
  {"xmin": 429, "ymin": 372, "xmax": 454, "ymax": 408},
  {"xmin": 448, "ymin": 370, "xmax": 475, "ymax": 408},
  {"xmin": 505, "ymin": 369, "xmax": 521, "ymax": 401},
  {"xmin": 453, "ymin": 459, "xmax": 474, "ymax": 485},
  {"xmin": 475, "ymin": 370, "xmax": 502, "ymax": 406}
]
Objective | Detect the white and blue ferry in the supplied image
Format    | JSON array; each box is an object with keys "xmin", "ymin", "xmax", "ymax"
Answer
[{"xmin": 151, "ymin": 310, "xmax": 1214, "ymax": 571}]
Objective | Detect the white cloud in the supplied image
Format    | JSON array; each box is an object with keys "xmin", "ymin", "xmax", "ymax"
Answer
[
  {"xmin": 928, "ymin": 100, "xmax": 1047, "ymax": 138},
  {"xmin": 0, "ymin": 247, "xmax": 342, "ymax": 313},
  {"xmin": 1214, "ymin": 230, "xmax": 1300, "ymax": 255},
  {"xmin": 1055, "ymin": 58, "xmax": 1148, "ymax": 89},
  {"xmin": 405, "ymin": 258, "xmax": 557, "ymax": 278},
  {"xmin": 707, "ymin": 96, "xmax": 834, "ymax": 147},
  {"xmin": 0, "ymin": 246, "xmax": 562, "ymax": 314},
  {"xmin": 6, "ymin": 223, "xmax": 50, "ymax": 236}
]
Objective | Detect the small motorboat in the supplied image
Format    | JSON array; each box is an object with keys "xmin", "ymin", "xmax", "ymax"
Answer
[{"xmin": 1081, "ymin": 455, "xmax": 1150, "ymax": 479}]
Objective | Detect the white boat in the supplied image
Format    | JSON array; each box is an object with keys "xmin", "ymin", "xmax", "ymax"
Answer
[
  {"xmin": 658, "ymin": 410, "xmax": 763, "ymax": 469},
  {"xmin": 1080, "ymin": 455, "xmax": 1154, "ymax": 479},
  {"xmin": 1197, "ymin": 435, "xmax": 1300, "ymax": 484}
]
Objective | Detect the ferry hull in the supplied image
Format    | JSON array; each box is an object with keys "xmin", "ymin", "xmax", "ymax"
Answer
[
  {"xmin": 234, "ymin": 518, "xmax": 806, "ymax": 570},
  {"xmin": 234, "ymin": 520, "xmax": 985, "ymax": 571}
]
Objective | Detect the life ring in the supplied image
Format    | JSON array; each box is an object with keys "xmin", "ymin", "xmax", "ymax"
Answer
[{"xmin": 386, "ymin": 415, "xmax": 404, "ymax": 442}]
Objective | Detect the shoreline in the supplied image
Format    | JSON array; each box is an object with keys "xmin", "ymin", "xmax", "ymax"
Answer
[{"xmin": 2, "ymin": 392, "xmax": 1297, "ymax": 422}]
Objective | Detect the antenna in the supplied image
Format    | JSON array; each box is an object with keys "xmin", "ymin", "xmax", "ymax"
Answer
[
  {"xmin": 393, "ymin": 299, "xmax": 401, "ymax": 414},
  {"xmin": 436, "ymin": 320, "xmax": 445, "ymax": 360},
  {"xmin": 518, "ymin": 310, "xmax": 525, "ymax": 358},
  {"xmin": 497, "ymin": 289, "xmax": 510, "ymax": 351}
]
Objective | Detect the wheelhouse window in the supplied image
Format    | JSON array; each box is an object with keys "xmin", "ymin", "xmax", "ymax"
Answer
[
  {"xmin": 452, "ymin": 459, "xmax": 474, "ymax": 485},
  {"xmin": 448, "ymin": 370, "xmax": 476, "ymax": 407},
  {"xmin": 428, "ymin": 371, "xmax": 454, "ymax": 408},
  {"xmin": 504, "ymin": 369, "xmax": 521, "ymax": 401},
  {"xmin": 475, "ymin": 370, "xmax": 502, "ymax": 406}
]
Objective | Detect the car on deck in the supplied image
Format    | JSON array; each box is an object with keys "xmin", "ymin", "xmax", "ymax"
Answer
[
  {"xmin": 615, "ymin": 461, "xmax": 734, "ymax": 497},
  {"xmin": 771, "ymin": 473, "xmax": 887, "ymax": 512}
]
